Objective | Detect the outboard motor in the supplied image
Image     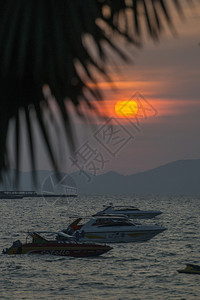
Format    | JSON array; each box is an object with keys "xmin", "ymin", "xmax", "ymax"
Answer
[
  {"xmin": 3, "ymin": 240, "xmax": 22, "ymax": 254},
  {"xmin": 12, "ymin": 240, "xmax": 22, "ymax": 247}
]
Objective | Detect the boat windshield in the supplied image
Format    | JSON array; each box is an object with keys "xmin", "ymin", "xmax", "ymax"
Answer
[
  {"xmin": 113, "ymin": 206, "xmax": 139, "ymax": 211},
  {"xmin": 92, "ymin": 218, "xmax": 135, "ymax": 227}
]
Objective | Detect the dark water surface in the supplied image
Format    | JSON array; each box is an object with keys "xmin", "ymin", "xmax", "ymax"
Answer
[{"xmin": 0, "ymin": 195, "xmax": 199, "ymax": 300}]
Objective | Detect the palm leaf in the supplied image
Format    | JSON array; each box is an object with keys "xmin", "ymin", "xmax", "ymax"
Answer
[{"xmin": 0, "ymin": 0, "xmax": 191, "ymax": 182}]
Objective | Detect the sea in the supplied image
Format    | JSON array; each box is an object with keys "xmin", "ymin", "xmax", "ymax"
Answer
[{"xmin": 0, "ymin": 195, "xmax": 199, "ymax": 300}]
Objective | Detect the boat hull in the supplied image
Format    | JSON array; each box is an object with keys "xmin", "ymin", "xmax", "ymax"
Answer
[{"xmin": 78, "ymin": 228, "xmax": 166, "ymax": 243}]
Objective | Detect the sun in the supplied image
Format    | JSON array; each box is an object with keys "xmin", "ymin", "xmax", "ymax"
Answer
[{"xmin": 115, "ymin": 100, "xmax": 138, "ymax": 118}]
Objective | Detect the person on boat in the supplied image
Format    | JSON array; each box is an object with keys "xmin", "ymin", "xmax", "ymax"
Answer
[{"xmin": 75, "ymin": 231, "xmax": 80, "ymax": 241}]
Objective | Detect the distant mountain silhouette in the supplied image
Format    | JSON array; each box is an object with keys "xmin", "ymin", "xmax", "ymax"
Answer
[
  {"xmin": 71, "ymin": 159, "xmax": 200, "ymax": 195},
  {"xmin": 1, "ymin": 159, "xmax": 200, "ymax": 195}
]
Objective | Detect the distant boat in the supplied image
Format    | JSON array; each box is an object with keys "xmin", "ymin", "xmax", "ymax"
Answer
[
  {"xmin": 177, "ymin": 264, "xmax": 200, "ymax": 275},
  {"xmin": 95, "ymin": 204, "xmax": 162, "ymax": 219},
  {"xmin": 0, "ymin": 190, "xmax": 77, "ymax": 199},
  {"xmin": 0, "ymin": 191, "xmax": 24, "ymax": 199}
]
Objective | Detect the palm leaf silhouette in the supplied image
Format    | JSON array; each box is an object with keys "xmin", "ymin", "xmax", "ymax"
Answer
[{"xmin": 0, "ymin": 0, "xmax": 189, "ymax": 181}]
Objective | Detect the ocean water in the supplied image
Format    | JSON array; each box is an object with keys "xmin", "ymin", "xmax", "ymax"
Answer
[{"xmin": 0, "ymin": 195, "xmax": 200, "ymax": 300}]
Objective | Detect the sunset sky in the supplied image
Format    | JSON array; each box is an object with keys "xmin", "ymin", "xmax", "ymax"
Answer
[
  {"xmin": 13, "ymin": 4, "xmax": 200, "ymax": 176},
  {"xmin": 63, "ymin": 6, "xmax": 200, "ymax": 176}
]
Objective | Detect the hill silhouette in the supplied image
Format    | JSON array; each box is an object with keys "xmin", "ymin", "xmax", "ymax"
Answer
[{"xmin": 1, "ymin": 159, "xmax": 200, "ymax": 195}]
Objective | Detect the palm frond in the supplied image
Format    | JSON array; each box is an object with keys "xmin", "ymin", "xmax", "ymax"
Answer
[{"xmin": 0, "ymin": 0, "xmax": 191, "ymax": 182}]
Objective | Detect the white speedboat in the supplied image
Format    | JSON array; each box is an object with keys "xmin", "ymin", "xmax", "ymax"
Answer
[
  {"xmin": 65, "ymin": 215, "xmax": 166, "ymax": 243},
  {"xmin": 95, "ymin": 205, "xmax": 162, "ymax": 219}
]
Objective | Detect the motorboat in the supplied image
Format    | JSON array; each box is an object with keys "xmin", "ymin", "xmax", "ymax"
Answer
[
  {"xmin": 64, "ymin": 215, "xmax": 166, "ymax": 243},
  {"xmin": 177, "ymin": 264, "xmax": 200, "ymax": 275},
  {"xmin": 2, "ymin": 232, "xmax": 112, "ymax": 257},
  {"xmin": 95, "ymin": 205, "xmax": 162, "ymax": 219}
]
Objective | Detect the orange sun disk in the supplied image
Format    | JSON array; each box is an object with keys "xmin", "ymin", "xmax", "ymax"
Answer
[{"xmin": 115, "ymin": 100, "xmax": 138, "ymax": 118}]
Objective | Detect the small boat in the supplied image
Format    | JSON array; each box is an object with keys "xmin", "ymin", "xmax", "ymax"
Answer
[
  {"xmin": 177, "ymin": 264, "xmax": 200, "ymax": 275},
  {"xmin": 2, "ymin": 232, "xmax": 112, "ymax": 257},
  {"xmin": 95, "ymin": 205, "xmax": 162, "ymax": 219},
  {"xmin": 0, "ymin": 190, "xmax": 77, "ymax": 199},
  {"xmin": 64, "ymin": 215, "xmax": 166, "ymax": 243}
]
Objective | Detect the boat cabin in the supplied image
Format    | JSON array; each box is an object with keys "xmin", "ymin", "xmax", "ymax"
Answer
[
  {"xmin": 85, "ymin": 216, "xmax": 136, "ymax": 228},
  {"xmin": 104, "ymin": 205, "xmax": 140, "ymax": 212}
]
